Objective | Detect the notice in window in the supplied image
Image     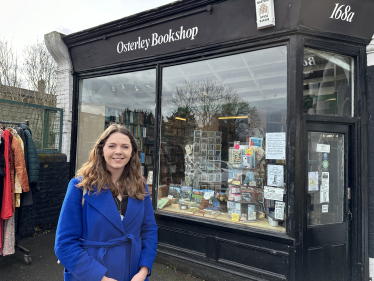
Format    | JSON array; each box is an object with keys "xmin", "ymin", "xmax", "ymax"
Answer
[
  {"xmin": 266, "ymin": 132, "xmax": 286, "ymax": 160},
  {"xmin": 267, "ymin": 165, "xmax": 284, "ymax": 187}
]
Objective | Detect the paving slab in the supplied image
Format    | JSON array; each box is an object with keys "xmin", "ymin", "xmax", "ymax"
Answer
[{"xmin": 0, "ymin": 230, "xmax": 204, "ymax": 281}]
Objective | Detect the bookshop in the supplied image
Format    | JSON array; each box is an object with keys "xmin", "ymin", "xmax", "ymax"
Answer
[{"xmin": 61, "ymin": 0, "xmax": 374, "ymax": 280}]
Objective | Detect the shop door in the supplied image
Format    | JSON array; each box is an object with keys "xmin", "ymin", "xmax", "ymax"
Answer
[{"xmin": 305, "ymin": 123, "xmax": 351, "ymax": 281}]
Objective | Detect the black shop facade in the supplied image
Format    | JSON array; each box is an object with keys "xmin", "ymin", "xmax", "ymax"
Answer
[{"xmin": 62, "ymin": 0, "xmax": 374, "ymax": 280}]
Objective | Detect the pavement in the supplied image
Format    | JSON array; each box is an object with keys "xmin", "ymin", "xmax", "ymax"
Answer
[{"xmin": 0, "ymin": 230, "xmax": 204, "ymax": 281}]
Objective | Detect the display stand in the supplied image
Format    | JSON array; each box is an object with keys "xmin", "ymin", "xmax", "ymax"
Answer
[{"xmin": 0, "ymin": 119, "xmax": 32, "ymax": 265}]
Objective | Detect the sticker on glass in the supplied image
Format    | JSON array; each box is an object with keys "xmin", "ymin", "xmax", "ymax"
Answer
[
  {"xmin": 266, "ymin": 132, "xmax": 286, "ymax": 160},
  {"xmin": 274, "ymin": 202, "xmax": 285, "ymax": 220},
  {"xmin": 322, "ymin": 205, "xmax": 329, "ymax": 213}
]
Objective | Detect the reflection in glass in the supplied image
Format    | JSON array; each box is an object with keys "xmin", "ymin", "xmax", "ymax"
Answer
[
  {"xmin": 77, "ymin": 70, "xmax": 156, "ymax": 182},
  {"xmin": 303, "ymin": 48, "xmax": 354, "ymax": 116},
  {"xmin": 307, "ymin": 132, "xmax": 344, "ymax": 226},
  {"xmin": 158, "ymin": 46, "xmax": 287, "ymax": 231}
]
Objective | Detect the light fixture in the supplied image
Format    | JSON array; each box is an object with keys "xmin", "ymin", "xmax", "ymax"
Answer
[
  {"xmin": 121, "ymin": 84, "xmax": 125, "ymax": 89},
  {"xmin": 135, "ymin": 86, "xmax": 139, "ymax": 91},
  {"xmin": 111, "ymin": 85, "xmax": 115, "ymax": 92},
  {"xmin": 146, "ymin": 84, "xmax": 152, "ymax": 89},
  {"xmin": 325, "ymin": 98, "xmax": 336, "ymax": 101},
  {"xmin": 175, "ymin": 117, "xmax": 186, "ymax": 121},
  {"xmin": 218, "ymin": 116, "xmax": 248, "ymax": 120}
]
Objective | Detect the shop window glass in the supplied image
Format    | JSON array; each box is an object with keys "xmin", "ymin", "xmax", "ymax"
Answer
[
  {"xmin": 307, "ymin": 132, "xmax": 344, "ymax": 226},
  {"xmin": 158, "ymin": 46, "xmax": 287, "ymax": 232},
  {"xmin": 77, "ymin": 70, "xmax": 156, "ymax": 184},
  {"xmin": 303, "ymin": 48, "xmax": 354, "ymax": 116}
]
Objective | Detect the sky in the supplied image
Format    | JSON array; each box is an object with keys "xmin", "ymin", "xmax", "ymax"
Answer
[{"xmin": 1, "ymin": 0, "xmax": 174, "ymax": 57}]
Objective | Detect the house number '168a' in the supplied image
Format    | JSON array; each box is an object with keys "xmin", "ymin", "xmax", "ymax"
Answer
[{"xmin": 330, "ymin": 4, "xmax": 355, "ymax": 22}]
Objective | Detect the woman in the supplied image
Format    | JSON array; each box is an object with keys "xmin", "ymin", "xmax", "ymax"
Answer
[{"xmin": 55, "ymin": 124, "xmax": 158, "ymax": 281}]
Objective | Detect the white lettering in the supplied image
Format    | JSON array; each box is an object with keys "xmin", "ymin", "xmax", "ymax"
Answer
[
  {"xmin": 191, "ymin": 27, "xmax": 198, "ymax": 40},
  {"xmin": 308, "ymin": 57, "xmax": 316, "ymax": 66},
  {"xmin": 144, "ymin": 39, "xmax": 150, "ymax": 50},
  {"xmin": 330, "ymin": 3, "xmax": 355, "ymax": 22},
  {"xmin": 117, "ymin": 26, "xmax": 199, "ymax": 53},
  {"xmin": 117, "ymin": 41, "xmax": 124, "ymax": 53},
  {"xmin": 151, "ymin": 33, "xmax": 158, "ymax": 46}
]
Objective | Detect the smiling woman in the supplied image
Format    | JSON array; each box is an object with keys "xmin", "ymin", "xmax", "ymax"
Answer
[{"xmin": 55, "ymin": 124, "xmax": 158, "ymax": 281}]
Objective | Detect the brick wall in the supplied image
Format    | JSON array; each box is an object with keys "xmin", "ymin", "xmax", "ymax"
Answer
[
  {"xmin": 368, "ymin": 65, "xmax": 374, "ymax": 258},
  {"xmin": 18, "ymin": 154, "xmax": 70, "ymax": 238}
]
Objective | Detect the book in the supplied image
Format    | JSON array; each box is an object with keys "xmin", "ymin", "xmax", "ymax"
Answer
[
  {"xmin": 204, "ymin": 210, "xmax": 221, "ymax": 218},
  {"xmin": 179, "ymin": 186, "xmax": 192, "ymax": 202},
  {"xmin": 184, "ymin": 207, "xmax": 200, "ymax": 214},
  {"xmin": 191, "ymin": 189, "xmax": 203, "ymax": 203},
  {"xmin": 194, "ymin": 210, "xmax": 209, "ymax": 217},
  {"xmin": 168, "ymin": 186, "xmax": 181, "ymax": 199}
]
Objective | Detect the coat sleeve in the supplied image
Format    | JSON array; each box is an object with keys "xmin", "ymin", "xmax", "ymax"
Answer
[
  {"xmin": 55, "ymin": 178, "xmax": 107, "ymax": 281},
  {"xmin": 138, "ymin": 183, "xmax": 158, "ymax": 276}
]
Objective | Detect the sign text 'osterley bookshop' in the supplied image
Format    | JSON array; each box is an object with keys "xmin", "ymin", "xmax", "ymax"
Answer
[{"xmin": 117, "ymin": 26, "xmax": 199, "ymax": 54}]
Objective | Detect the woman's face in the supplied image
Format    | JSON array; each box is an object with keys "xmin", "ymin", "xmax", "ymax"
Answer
[{"xmin": 103, "ymin": 132, "xmax": 133, "ymax": 174}]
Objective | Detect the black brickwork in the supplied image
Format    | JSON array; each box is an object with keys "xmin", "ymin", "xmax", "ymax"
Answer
[{"xmin": 18, "ymin": 154, "xmax": 70, "ymax": 238}]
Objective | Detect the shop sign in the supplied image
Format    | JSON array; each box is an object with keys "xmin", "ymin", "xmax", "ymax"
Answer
[
  {"xmin": 117, "ymin": 26, "xmax": 199, "ymax": 54},
  {"xmin": 255, "ymin": 0, "xmax": 275, "ymax": 29}
]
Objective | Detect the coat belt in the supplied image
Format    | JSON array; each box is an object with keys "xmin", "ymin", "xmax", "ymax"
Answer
[{"xmin": 79, "ymin": 234, "xmax": 140, "ymax": 281}]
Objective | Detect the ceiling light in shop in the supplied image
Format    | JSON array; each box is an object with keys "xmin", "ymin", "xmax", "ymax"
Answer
[
  {"xmin": 218, "ymin": 116, "xmax": 248, "ymax": 120},
  {"xmin": 111, "ymin": 85, "xmax": 116, "ymax": 92},
  {"xmin": 135, "ymin": 86, "xmax": 139, "ymax": 91},
  {"xmin": 122, "ymin": 84, "xmax": 126, "ymax": 89},
  {"xmin": 146, "ymin": 85, "xmax": 152, "ymax": 89},
  {"xmin": 175, "ymin": 117, "xmax": 186, "ymax": 121},
  {"xmin": 325, "ymin": 98, "xmax": 336, "ymax": 101}
]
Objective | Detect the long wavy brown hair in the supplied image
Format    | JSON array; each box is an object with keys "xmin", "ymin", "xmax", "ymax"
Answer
[{"xmin": 76, "ymin": 124, "xmax": 147, "ymax": 200}]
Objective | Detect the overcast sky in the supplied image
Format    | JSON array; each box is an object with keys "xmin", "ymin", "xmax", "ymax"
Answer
[{"xmin": 1, "ymin": 0, "xmax": 174, "ymax": 57}]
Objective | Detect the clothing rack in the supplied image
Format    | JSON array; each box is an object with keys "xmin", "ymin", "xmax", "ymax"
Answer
[{"xmin": 0, "ymin": 120, "xmax": 32, "ymax": 265}]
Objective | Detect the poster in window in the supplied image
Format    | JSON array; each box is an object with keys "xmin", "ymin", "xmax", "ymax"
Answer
[
  {"xmin": 266, "ymin": 132, "xmax": 286, "ymax": 160},
  {"xmin": 267, "ymin": 165, "xmax": 284, "ymax": 187},
  {"xmin": 308, "ymin": 171, "xmax": 319, "ymax": 191}
]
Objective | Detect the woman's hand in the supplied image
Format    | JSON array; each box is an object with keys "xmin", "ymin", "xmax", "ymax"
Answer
[
  {"xmin": 130, "ymin": 266, "xmax": 149, "ymax": 281},
  {"xmin": 101, "ymin": 277, "xmax": 117, "ymax": 281}
]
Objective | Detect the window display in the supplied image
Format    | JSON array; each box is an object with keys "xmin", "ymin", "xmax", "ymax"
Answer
[
  {"xmin": 158, "ymin": 46, "xmax": 288, "ymax": 231},
  {"xmin": 77, "ymin": 70, "xmax": 156, "ymax": 181}
]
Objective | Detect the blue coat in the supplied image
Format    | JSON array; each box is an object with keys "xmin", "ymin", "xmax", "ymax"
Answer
[{"xmin": 55, "ymin": 178, "xmax": 158, "ymax": 281}]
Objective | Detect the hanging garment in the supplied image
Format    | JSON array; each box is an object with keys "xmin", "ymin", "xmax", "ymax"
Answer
[
  {"xmin": 0, "ymin": 137, "xmax": 5, "ymax": 211},
  {"xmin": 1, "ymin": 130, "xmax": 12, "ymax": 220},
  {"xmin": 14, "ymin": 134, "xmax": 25, "ymax": 207},
  {"xmin": 0, "ymin": 137, "xmax": 4, "ymax": 255},
  {"xmin": 15, "ymin": 128, "xmax": 27, "ymax": 169},
  {"xmin": 18, "ymin": 124, "xmax": 39, "ymax": 192},
  {"xmin": 2, "ymin": 213, "xmax": 15, "ymax": 256}
]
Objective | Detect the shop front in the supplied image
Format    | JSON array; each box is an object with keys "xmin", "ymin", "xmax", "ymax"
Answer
[{"xmin": 52, "ymin": 0, "xmax": 374, "ymax": 280}]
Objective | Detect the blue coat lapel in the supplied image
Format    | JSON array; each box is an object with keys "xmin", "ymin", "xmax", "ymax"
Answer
[
  {"xmin": 84, "ymin": 190, "xmax": 124, "ymax": 234},
  {"xmin": 122, "ymin": 196, "xmax": 142, "ymax": 229}
]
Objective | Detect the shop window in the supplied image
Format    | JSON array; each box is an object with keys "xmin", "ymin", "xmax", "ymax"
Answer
[
  {"xmin": 158, "ymin": 46, "xmax": 287, "ymax": 232},
  {"xmin": 77, "ymin": 70, "xmax": 156, "ymax": 182},
  {"xmin": 303, "ymin": 48, "xmax": 354, "ymax": 116}
]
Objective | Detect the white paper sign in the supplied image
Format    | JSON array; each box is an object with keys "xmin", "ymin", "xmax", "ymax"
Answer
[
  {"xmin": 320, "ymin": 190, "xmax": 330, "ymax": 203},
  {"xmin": 255, "ymin": 0, "xmax": 276, "ymax": 29},
  {"xmin": 264, "ymin": 186, "xmax": 284, "ymax": 201},
  {"xmin": 274, "ymin": 202, "xmax": 285, "ymax": 220},
  {"xmin": 316, "ymin": 144, "xmax": 330, "ymax": 153},
  {"xmin": 321, "ymin": 172, "xmax": 329, "ymax": 191},
  {"xmin": 167, "ymin": 195, "xmax": 173, "ymax": 199},
  {"xmin": 322, "ymin": 205, "xmax": 329, "ymax": 213},
  {"xmin": 266, "ymin": 132, "xmax": 286, "ymax": 160},
  {"xmin": 185, "ymin": 145, "xmax": 192, "ymax": 155},
  {"xmin": 267, "ymin": 165, "xmax": 284, "ymax": 187}
]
